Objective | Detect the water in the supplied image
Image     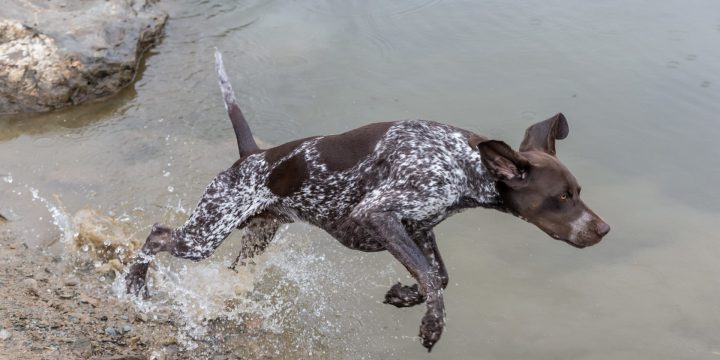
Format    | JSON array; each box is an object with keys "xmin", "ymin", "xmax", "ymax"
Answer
[{"xmin": 1, "ymin": 0, "xmax": 720, "ymax": 358}]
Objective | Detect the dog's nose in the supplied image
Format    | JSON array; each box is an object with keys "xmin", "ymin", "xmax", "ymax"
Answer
[{"xmin": 596, "ymin": 222, "xmax": 610, "ymax": 237}]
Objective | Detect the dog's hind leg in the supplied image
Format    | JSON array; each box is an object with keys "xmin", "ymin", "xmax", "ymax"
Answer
[
  {"xmin": 229, "ymin": 213, "xmax": 282, "ymax": 270},
  {"xmin": 384, "ymin": 229, "xmax": 449, "ymax": 308},
  {"xmin": 126, "ymin": 163, "xmax": 275, "ymax": 296}
]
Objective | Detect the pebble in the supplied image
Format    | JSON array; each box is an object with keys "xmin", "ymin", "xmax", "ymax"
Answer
[
  {"xmin": 79, "ymin": 294, "xmax": 99, "ymax": 307},
  {"xmin": 104, "ymin": 326, "xmax": 118, "ymax": 337},
  {"xmin": 0, "ymin": 329, "xmax": 11, "ymax": 341},
  {"xmin": 55, "ymin": 288, "xmax": 75, "ymax": 299},
  {"xmin": 64, "ymin": 279, "xmax": 79, "ymax": 287},
  {"xmin": 121, "ymin": 324, "xmax": 133, "ymax": 334},
  {"xmin": 161, "ymin": 336, "xmax": 177, "ymax": 345},
  {"xmin": 135, "ymin": 313, "xmax": 148, "ymax": 323}
]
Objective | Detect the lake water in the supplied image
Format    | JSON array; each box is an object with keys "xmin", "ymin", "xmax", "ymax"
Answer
[{"xmin": 1, "ymin": 0, "xmax": 719, "ymax": 358}]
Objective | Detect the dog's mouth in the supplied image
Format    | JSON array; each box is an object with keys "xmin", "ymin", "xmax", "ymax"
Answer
[
  {"xmin": 549, "ymin": 232, "xmax": 598, "ymax": 249},
  {"xmin": 562, "ymin": 239, "xmax": 588, "ymax": 249}
]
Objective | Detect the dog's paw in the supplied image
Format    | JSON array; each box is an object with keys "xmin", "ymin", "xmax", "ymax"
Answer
[
  {"xmin": 125, "ymin": 265, "xmax": 150, "ymax": 299},
  {"xmin": 383, "ymin": 282, "xmax": 426, "ymax": 308},
  {"xmin": 125, "ymin": 275, "xmax": 149, "ymax": 298},
  {"xmin": 419, "ymin": 310, "xmax": 445, "ymax": 352}
]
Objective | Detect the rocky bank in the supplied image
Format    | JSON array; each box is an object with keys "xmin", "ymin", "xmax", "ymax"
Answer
[
  {"xmin": 0, "ymin": 0, "xmax": 167, "ymax": 114},
  {"xmin": 0, "ymin": 209, "xmax": 320, "ymax": 360}
]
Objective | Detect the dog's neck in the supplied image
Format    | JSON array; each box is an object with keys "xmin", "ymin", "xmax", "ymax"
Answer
[{"xmin": 451, "ymin": 155, "xmax": 504, "ymax": 211}]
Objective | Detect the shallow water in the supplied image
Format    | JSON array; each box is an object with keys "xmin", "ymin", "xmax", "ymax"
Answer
[{"xmin": 2, "ymin": 0, "xmax": 720, "ymax": 358}]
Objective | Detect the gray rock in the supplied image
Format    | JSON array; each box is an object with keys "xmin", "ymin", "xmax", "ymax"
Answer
[
  {"xmin": 0, "ymin": 328, "xmax": 11, "ymax": 341},
  {"xmin": 104, "ymin": 326, "xmax": 118, "ymax": 336},
  {"xmin": 0, "ymin": 0, "xmax": 167, "ymax": 114},
  {"xmin": 120, "ymin": 324, "xmax": 133, "ymax": 334}
]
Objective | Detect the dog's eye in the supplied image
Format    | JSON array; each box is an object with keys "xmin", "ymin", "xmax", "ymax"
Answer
[{"xmin": 560, "ymin": 192, "xmax": 570, "ymax": 201}]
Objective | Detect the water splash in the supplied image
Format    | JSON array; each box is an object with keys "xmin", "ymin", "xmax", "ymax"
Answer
[
  {"xmin": 27, "ymin": 185, "xmax": 75, "ymax": 244},
  {"xmin": 112, "ymin": 224, "xmax": 367, "ymax": 358}
]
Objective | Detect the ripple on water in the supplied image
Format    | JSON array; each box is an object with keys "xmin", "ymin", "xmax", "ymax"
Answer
[{"xmin": 299, "ymin": 0, "xmax": 443, "ymax": 18}]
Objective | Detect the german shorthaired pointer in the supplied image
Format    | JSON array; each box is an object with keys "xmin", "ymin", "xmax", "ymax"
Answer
[{"xmin": 126, "ymin": 50, "xmax": 610, "ymax": 351}]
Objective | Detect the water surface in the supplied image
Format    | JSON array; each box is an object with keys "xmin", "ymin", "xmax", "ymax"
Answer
[{"xmin": 1, "ymin": 0, "xmax": 720, "ymax": 358}]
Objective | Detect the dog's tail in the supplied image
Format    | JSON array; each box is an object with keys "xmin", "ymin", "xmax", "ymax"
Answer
[{"xmin": 214, "ymin": 48, "xmax": 260, "ymax": 157}]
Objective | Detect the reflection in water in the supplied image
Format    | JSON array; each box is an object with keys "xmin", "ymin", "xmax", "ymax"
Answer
[{"xmin": 1, "ymin": 0, "xmax": 720, "ymax": 358}]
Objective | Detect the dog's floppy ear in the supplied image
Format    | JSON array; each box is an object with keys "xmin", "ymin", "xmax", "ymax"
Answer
[
  {"xmin": 519, "ymin": 113, "xmax": 569, "ymax": 156},
  {"xmin": 478, "ymin": 140, "xmax": 530, "ymax": 188}
]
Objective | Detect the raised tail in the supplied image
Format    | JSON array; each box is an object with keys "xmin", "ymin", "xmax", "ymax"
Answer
[{"xmin": 214, "ymin": 48, "xmax": 260, "ymax": 157}]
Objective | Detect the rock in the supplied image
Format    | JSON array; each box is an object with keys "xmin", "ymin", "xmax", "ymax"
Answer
[
  {"xmin": 55, "ymin": 288, "xmax": 76, "ymax": 299},
  {"xmin": 79, "ymin": 293, "xmax": 99, "ymax": 307},
  {"xmin": 0, "ymin": 328, "xmax": 11, "ymax": 341},
  {"xmin": 120, "ymin": 324, "xmax": 133, "ymax": 334},
  {"xmin": 135, "ymin": 313, "xmax": 148, "ymax": 323},
  {"xmin": 160, "ymin": 336, "xmax": 177, "ymax": 345},
  {"xmin": 0, "ymin": 0, "xmax": 167, "ymax": 114},
  {"xmin": 104, "ymin": 326, "xmax": 118, "ymax": 337},
  {"xmin": 64, "ymin": 278, "xmax": 79, "ymax": 287}
]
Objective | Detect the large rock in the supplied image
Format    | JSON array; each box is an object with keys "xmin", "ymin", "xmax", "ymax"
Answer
[{"xmin": 0, "ymin": 0, "xmax": 167, "ymax": 114}]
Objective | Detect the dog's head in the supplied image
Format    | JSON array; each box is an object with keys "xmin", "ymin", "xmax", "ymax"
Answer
[{"xmin": 478, "ymin": 113, "xmax": 609, "ymax": 248}]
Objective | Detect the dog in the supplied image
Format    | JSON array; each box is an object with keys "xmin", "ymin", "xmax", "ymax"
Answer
[{"xmin": 125, "ymin": 50, "xmax": 610, "ymax": 351}]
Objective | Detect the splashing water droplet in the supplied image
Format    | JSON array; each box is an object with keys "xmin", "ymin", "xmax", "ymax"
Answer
[
  {"xmin": 168, "ymin": 186, "xmax": 175, "ymax": 193},
  {"xmin": 27, "ymin": 187, "xmax": 74, "ymax": 244},
  {"xmin": 2, "ymin": 174, "xmax": 12, "ymax": 183}
]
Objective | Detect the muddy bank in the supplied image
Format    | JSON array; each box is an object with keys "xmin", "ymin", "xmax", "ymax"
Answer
[{"xmin": 0, "ymin": 0, "xmax": 167, "ymax": 114}]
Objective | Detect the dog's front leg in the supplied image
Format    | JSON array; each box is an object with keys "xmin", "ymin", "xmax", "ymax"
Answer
[
  {"xmin": 356, "ymin": 211, "xmax": 445, "ymax": 352},
  {"xmin": 384, "ymin": 229, "xmax": 448, "ymax": 308}
]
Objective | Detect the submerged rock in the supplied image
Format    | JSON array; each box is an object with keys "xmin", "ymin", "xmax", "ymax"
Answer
[{"xmin": 0, "ymin": 0, "xmax": 167, "ymax": 114}]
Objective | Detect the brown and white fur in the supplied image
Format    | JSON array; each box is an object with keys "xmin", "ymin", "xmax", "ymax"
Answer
[{"xmin": 125, "ymin": 50, "xmax": 610, "ymax": 351}]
